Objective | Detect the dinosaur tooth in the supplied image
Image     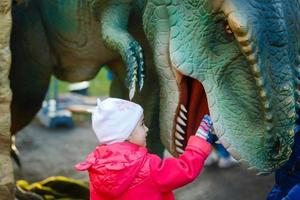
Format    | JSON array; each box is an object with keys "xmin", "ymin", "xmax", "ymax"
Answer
[
  {"xmin": 180, "ymin": 104, "xmax": 188, "ymax": 113},
  {"xmin": 177, "ymin": 117, "xmax": 186, "ymax": 126},
  {"xmin": 179, "ymin": 111, "xmax": 187, "ymax": 120},
  {"xmin": 176, "ymin": 124, "xmax": 185, "ymax": 134},
  {"xmin": 175, "ymin": 131, "xmax": 184, "ymax": 140},
  {"xmin": 175, "ymin": 139, "xmax": 183, "ymax": 147},
  {"xmin": 176, "ymin": 147, "xmax": 184, "ymax": 154}
]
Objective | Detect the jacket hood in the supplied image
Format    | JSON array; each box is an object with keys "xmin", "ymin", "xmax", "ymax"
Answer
[{"xmin": 75, "ymin": 142, "xmax": 147, "ymax": 198}]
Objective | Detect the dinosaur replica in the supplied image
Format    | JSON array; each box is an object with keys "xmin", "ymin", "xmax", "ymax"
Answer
[
  {"xmin": 2, "ymin": 0, "xmax": 162, "ymax": 198},
  {"xmin": 1, "ymin": 0, "xmax": 300, "ymax": 199},
  {"xmin": 143, "ymin": 0, "xmax": 300, "ymax": 173}
]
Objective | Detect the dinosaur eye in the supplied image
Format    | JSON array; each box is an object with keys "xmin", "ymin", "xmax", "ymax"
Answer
[{"xmin": 225, "ymin": 23, "xmax": 233, "ymax": 35}]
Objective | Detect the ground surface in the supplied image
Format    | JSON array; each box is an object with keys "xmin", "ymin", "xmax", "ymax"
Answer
[{"xmin": 14, "ymin": 119, "xmax": 274, "ymax": 200}]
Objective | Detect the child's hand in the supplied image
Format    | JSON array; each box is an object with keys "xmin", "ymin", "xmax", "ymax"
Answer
[{"xmin": 195, "ymin": 115, "xmax": 215, "ymax": 144}]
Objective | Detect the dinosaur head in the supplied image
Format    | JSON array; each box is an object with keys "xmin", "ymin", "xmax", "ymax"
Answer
[{"xmin": 145, "ymin": 0, "xmax": 300, "ymax": 173}]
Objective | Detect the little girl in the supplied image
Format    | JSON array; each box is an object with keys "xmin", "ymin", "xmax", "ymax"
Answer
[{"xmin": 75, "ymin": 98, "xmax": 213, "ymax": 200}]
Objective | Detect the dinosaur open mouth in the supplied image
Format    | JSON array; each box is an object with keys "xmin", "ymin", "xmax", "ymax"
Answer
[{"xmin": 172, "ymin": 71, "xmax": 209, "ymax": 155}]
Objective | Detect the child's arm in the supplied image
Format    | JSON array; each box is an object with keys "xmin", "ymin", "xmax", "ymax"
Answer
[{"xmin": 149, "ymin": 115, "xmax": 213, "ymax": 192}]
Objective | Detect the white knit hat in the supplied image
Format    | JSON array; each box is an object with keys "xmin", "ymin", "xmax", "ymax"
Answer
[{"xmin": 92, "ymin": 98, "xmax": 143, "ymax": 145}]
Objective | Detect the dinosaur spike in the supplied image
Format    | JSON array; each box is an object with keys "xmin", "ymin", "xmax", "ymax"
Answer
[
  {"xmin": 252, "ymin": 64, "xmax": 261, "ymax": 77},
  {"xmin": 237, "ymin": 35, "xmax": 250, "ymax": 46},
  {"xmin": 241, "ymin": 45, "xmax": 253, "ymax": 56},
  {"xmin": 256, "ymin": 78, "xmax": 264, "ymax": 87},
  {"xmin": 247, "ymin": 54, "xmax": 257, "ymax": 65}
]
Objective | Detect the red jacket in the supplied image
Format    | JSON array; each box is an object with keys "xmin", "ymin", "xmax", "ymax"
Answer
[{"xmin": 75, "ymin": 136, "xmax": 211, "ymax": 200}]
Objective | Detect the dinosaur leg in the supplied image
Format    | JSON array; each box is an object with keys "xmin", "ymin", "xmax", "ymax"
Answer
[
  {"xmin": 108, "ymin": 55, "xmax": 163, "ymax": 156},
  {"xmin": 0, "ymin": 1, "xmax": 14, "ymax": 199},
  {"xmin": 10, "ymin": 1, "xmax": 56, "ymax": 134},
  {"xmin": 10, "ymin": 61, "xmax": 52, "ymax": 135},
  {"xmin": 95, "ymin": 0, "xmax": 144, "ymax": 99}
]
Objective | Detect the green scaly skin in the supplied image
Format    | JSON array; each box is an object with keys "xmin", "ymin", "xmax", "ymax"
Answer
[
  {"xmin": 143, "ymin": 0, "xmax": 300, "ymax": 173},
  {"xmin": 9, "ymin": 0, "xmax": 300, "ymax": 174},
  {"xmin": 93, "ymin": 0, "xmax": 145, "ymax": 99},
  {"xmin": 9, "ymin": 0, "xmax": 162, "ymax": 156}
]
